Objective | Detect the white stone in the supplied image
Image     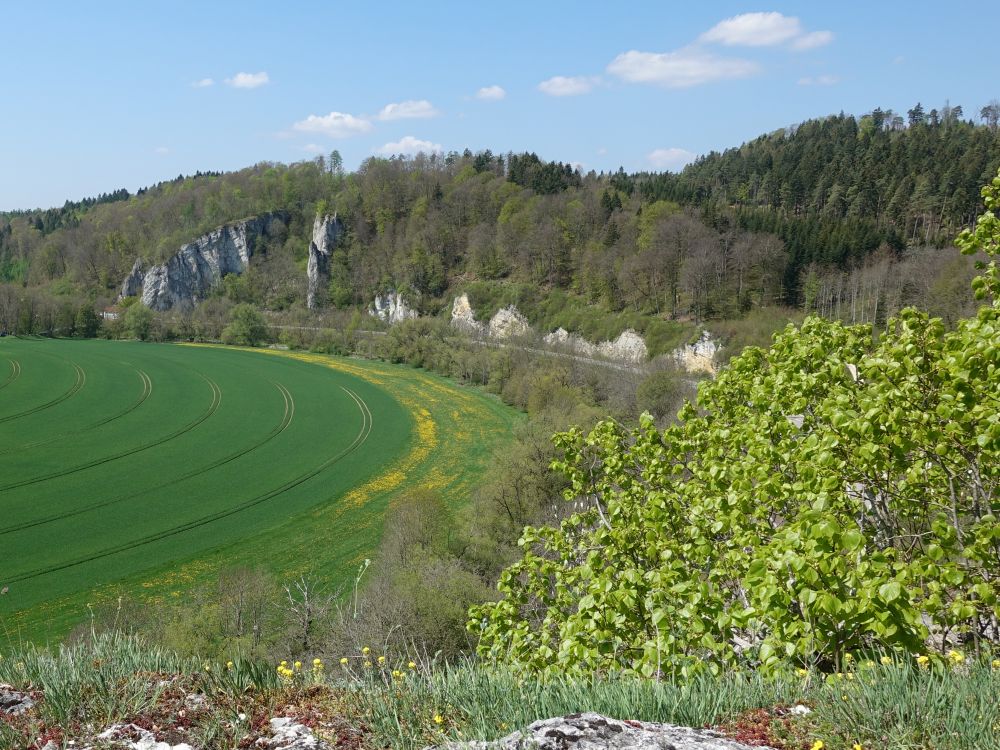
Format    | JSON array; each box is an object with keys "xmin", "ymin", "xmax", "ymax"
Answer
[
  {"xmin": 597, "ymin": 329, "xmax": 648, "ymax": 363},
  {"xmin": 671, "ymin": 331, "xmax": 719, "ymax": 374},
  {"xmin": 371, "ymin": 292, "xmax": 418, "ymax": 323},
  {"xmin": 487, "ymin": 306, "xmax": 530, "ymax": 339},
  {"xmin": 307, "ymin": 214, "xmax": 343, "ymax": 309},
  {"xmin": 450, "ymin": 293, "xmax": 485, "ymax": 334},
  {"xmin": 429, "ymin": 712, "xmax": 776, "ymax": 750}
]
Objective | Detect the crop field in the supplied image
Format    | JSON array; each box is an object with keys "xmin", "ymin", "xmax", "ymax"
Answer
[{"xmin": 0, "ymin": 338, "xmax": 519, "ymax": 642}]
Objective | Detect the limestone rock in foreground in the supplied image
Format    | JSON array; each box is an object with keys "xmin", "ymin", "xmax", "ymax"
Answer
[
  {"xmin": 429, "ymin": 712, "xmax": 775, "ymax": 750},
  {"xmin": 0, "ymin": 683, "xmax": 34, "ymax": 715},
  {"xmin": 260, "ymin": 717, "xmax": 331, "ymax": 749}
]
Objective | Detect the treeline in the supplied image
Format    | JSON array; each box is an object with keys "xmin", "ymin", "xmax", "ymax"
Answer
[
  {"xmin": 2, "ymin": 107, "xmax": 993, "ymax": 327},
  {"xmin": 638, "ymin": 103, "xmax": 1000, "ymax": 246}
]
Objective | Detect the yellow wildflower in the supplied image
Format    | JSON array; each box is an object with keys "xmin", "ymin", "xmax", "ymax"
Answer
[
  {"xmin": 434, "ymin": 714, "xmax": 444, "ymax": 725},
  {"xmin": 916, "ymin": 655, "xmax": 930, "ymax": 667},
  {"xmin": 294, "ymin": 661, "xmax": 302, "ymax": 670},
  {"xmin": 947, "ymin": 649, "xmax": 964, "ymax": 664},
  {"xmin": 313, "ymin": 658, "xmax": 323, "ymax": 667},
  {"xmin": 811, "ymin": 741, "xmax": 824, "ymax": 750},
  {"xmin": 844, "ymin": 653, "xmax": 853, "ymax": 662},
  {"xmin": 226, "ymin": 661, "xmax": 234, "ymax": 670},
  {"xmin": 362, "ymin": 646, "xmax": 371, "ymax": 655},
  {"xmin": 340, "ymin": 657, "xmax": 349, "ymax": 665},
  {"xmin": 880, "ymin": 656, "xmax": 892, "ymax": 665},
  {"xmin": 853, "ymin": 744, "xmax": 863, "ymax": 750},
  {"xmin": 992, "ymin": 659, "xmax": 1000, "ymax": 669},
  {"xmin": 364, "ymin": 661, "xmax": 372, "ymax": 668},
  {"xmin": 408, "ymin": 661, "xmax": 417, "ymax": 669},
  {"xmin": 378, "ymin": 655, "xmax": 386, "ymax": 664},
  {"xmin": 796, "ymin": 668, "xmax": 809, "ymax": 677}
]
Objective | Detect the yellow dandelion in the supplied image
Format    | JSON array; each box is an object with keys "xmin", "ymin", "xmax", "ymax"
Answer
[
  {"xmin": 811, "ymin": 741, "xmax": 824, "ymax": 750},
  {"xmin": 853, "ymin": 744, "xmax": 863, "ymax": 750}
]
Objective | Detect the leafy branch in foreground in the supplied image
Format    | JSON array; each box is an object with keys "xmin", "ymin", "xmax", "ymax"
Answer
[{"xmin": 471, "ymin": 170, "xmax": 1000, "ymax": 677}]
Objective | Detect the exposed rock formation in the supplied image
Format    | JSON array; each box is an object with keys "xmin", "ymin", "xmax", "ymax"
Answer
[
  {"xmin": 450, "ymin": 293, "xmax": 485, "ymax": 334},
  {"xmin": 543, "ymin": 327, "xmax": 598, "ymax": 356},
  {"xmin": 597, "ymin": 329, "xmax": 648, "ymax": 363},
  {"xmin": 671, "ymin": 331, "xmax": 719, "ymax": 374},
  {"xmin": 430, "ymin": 712, "xmax": 775, "ymax": 750},
  {"xmin": 119, "ymin": 213, "xmax": 288, "ymax": 311},
  {"xmin": 307, "ymin": 214, "xmax": 343, "ymax": 309},
  {"xmin": 265, "ymin": 717, "xmax": 331, "ymax": 749},
  {"xmin": 488, "ymin": 305, "xmax": 530, "ymax": 339},
  {"xmin": 371, "ymin": 292, "xmax": 418, "ymax": 323},
  {"xmin": 0, "ymin": 684, "xmax": 33, "ymax": 715}
]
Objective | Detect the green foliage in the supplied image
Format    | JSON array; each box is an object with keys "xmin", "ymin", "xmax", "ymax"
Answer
[
  {"xmin": 74, "ymin": 304, "xmax": 100, "ymax": 338},
  {"xmin": 472, "ymin": 172, "xmax": 1000, "ymax": 676},
  {"xmin": 221, "ymin": 302, "xmax": 269, "ymax": 346},
  {"xmin": 123, "ymin": 303, "xmax": 153, "ymax": 340}
]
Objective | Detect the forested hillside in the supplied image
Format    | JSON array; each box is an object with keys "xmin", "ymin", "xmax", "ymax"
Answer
[{"xmin": 2, "ymin": 103, "xmax": 996, "ymax": 340}]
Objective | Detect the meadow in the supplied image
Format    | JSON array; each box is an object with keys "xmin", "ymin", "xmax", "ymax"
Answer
[{"xmin": 0, "ymin": 338, "xmax": 518, "ymax": 642}]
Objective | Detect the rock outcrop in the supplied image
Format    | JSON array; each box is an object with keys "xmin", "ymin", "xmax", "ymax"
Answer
[
  {"xmin": 671, "ymin": 331, "xmax": 719, "ymax": 374},
  {"xmin": 488, "ymin": 306, "xmax": 530, "ymax": 339},
  {"xmin": 0, "ymin": 684, "xmax": 33, "ymax": 715},
  {"xmin": 306, "ymin": 214, "xmax": 343, "ymax": 309},
  {"xmin": 264, "ymin": 717, "xmax": 331, "ymax": 749},
  {"xmin": 597, "ymin": 329, "xmax": 648, "ymax": 363},
  {"xmin": 371, "ymin": 292, "xmax": 418, "ymax": 323},
  {"xmin": 430, "ymin": 712, "xmax": 775, "ymax": 750},
  {"xmin": 450, "ymin": 293, "xmax": 485, "ymax": 334},
  {"xmin": 119, "ymin": 213, "xmax": 288, "ymax": 311}
]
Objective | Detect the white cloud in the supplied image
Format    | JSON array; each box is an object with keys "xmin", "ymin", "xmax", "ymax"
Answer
[
  {"xmin": 701, "ymin": 12, "xmax": 803, "ymax": 46},
  {"xmin": 292, "ymin": 111, "xmax": 373, "ymax": 138},
  {"xmin": 476, "ymin": 85, "xmax": 506, "ymax": 101},
  {"xmin": 191, "ymin": 78, "xmax": 214, "ymax": 88},
  {"xmin": 647, "ymin": 148, "xmax": 696, "ymax": 170},
  {"xmin": 375, "ymin": 136, "xmax": 443, "ymax": 156},
  {"xmin": 154, "ymin": 146, "xmax": 169, "ymax": 155},
  {"xmin": 302, "ymin": 143, "xmax": 325, "ymax": 153},
  {"xmin": 798, "ymin": 75, "xmax": 840, "ymax": 86},
  {"xmin": 376, "ymin": 99, "xmax": 440, "ymax": 121},
  {"xmin": 225, "ymin": 71, "xmax": 269, "ymax": 89},
  {"xmin": 538, "ymin": 75, "xmax": 599, "ymax": 96},
  {"xmin": 792, "ymin": 30, "xmax": 834, "ymax": 51},
  {"xmin": 608, "ymin": 49, "xmax": 758, "ymax": 88}
]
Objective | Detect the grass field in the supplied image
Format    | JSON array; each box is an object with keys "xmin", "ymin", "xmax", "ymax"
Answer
[{"xmin": 0, "ymin": 338, "xmax": 519, "ymax": 643}]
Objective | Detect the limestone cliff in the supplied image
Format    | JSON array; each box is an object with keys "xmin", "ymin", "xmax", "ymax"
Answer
[
  {"xmin": 306, "ymin": 214, "xmax": 343, "ymax": 309},
  {"xmin": 119, "ymin": 213, "xmax": 288, "ymax": 311},
  {"xmin": 370, "ymin": 292, "xmax": 417, "ymax": 323}
]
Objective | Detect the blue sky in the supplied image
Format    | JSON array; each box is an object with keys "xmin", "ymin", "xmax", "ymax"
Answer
[{"xmin": 1, "ymin": 1, "xmax": 995, "ymax": 210}]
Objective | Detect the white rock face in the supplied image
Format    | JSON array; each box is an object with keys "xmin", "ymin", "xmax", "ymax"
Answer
[
  {"xmin": 543, "ymin": 327, "xmax": 598, "ymax": 356},
  {"xmin": 265, "ymin": 717, "xmax": 331, "ymax": 749},
  {"xmin": 307, "ymin": 214, "xmax": 343, "ymax": 309},
  {"xmin": 671, "ymin": 331, "xmax": 719, "ymax": 374},
  {"xmin": 95, "ymin": 724, "xmax": 194, "ymax": 750},
  {"xmin": 429, "ymin": 712, "xmax": 776, "ymax": 750},
  {"xmin": 371, "ymin": 292, "xmax": 417, "ymax": 323},
  {"xmin": 450, "ymin": 293, "xmax": 485, "ymax": 334},
  {"xmin": 597, "ymin": 329, "xmax": 648, "ymax": 363},
  {"xmin": 488, "ymin": 305, "xmax": 530, "ymax": 339},
  {"xmin": 119, "ymin": 213, "xmax": 288, "ymax": 312}
]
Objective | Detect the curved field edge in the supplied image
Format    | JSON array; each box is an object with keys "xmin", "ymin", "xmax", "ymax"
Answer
[{"xmin": 5, "ymin": 345, "xmax": 521, "ymax": 643}]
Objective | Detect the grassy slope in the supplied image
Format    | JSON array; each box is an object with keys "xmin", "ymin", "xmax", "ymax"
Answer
[{"xmin": 0, "ymin": 339, "xmax": 519, "ymax": 643}]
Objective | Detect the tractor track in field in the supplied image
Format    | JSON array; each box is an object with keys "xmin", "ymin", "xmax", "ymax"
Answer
[
  {"xmin": 0, "ymin": 368, "xmax": 153, "ymax": 457},
  {"xmin": 0, "ymin": 381, "xmax": 295, "ymax": 537},
  {"xmin": 0, "ymin": 359, "xmax": 20, "ymax": 390},
  {"xmin": 0, "ymin": 362, "xmax": 86, "ymax": 424},
  {"xmin": 0, "ymin": 375, "xmax": 221, "ymax": 492},
  {"xmin": 4, "ymin": 385, "xmax": 372, "ymax": 584}
]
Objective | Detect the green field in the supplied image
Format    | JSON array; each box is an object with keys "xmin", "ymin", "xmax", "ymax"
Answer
[{"xmin": 0, "ymin": 338, "xmax": 519, "ymax": 642}]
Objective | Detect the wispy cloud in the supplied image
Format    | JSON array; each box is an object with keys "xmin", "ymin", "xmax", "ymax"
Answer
[
  {"xmin": 191, "ymin": 78, "xmax": 214, "ymax": 88},
  {"xmin": 475, "ymin": 85, "xmax": 506, "ymax": 101},
  {"xmin": 647, "ymin": 147, "xmax": 696, "ymax": 170},
  {"xmin": 608, "ymin": 49, "xmax": 758, "ymax": 88},
  {"xmin": 798, "ymin": 74, "xmax": 840, "ymax": 86},
  {"xmin": 376, "ymin": 135, "xmax": 443, "ymax": 156},
  {"xmin": 225, "ymin": 71, "xmax": 269, "ymax": 89},
  {"xmin": 302, "ymin": 143, "xmax": 325, "ymax": 153},
  {"xmin": 701, "ymin": 12, "xmax": 832, "ymax": 50},
  {"xmin": 376, "ymin": 99, "xmax": 439, "ymax": 121},
  {"xmin": 538, "ymin": 75, "xmax": 599, "ymax": 96},
  {"xmin": 153, "ymin": 146, "xmax": 170, "ymax": 155},
  {"xmin": 292, "ymin": 111, "xmax": 373, "ymax": 138}
]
